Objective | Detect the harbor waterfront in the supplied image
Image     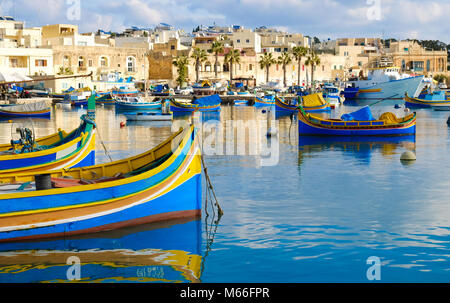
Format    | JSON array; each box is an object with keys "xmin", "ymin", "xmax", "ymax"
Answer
[{"xmin": 0, "ymin": 100, "xmax": 448, "ymax": 282}]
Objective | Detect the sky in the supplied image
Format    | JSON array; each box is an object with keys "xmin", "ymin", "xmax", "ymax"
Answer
[{"xmin": 1, "ymin": 0, "xmax": 449, "ymax": 44}]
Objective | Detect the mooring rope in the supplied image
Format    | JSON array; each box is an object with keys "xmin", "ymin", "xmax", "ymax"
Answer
[
  {"xmin": 200, "ymin": 154, "xmax": 224, "ymax": 217},
  {"xmin": 96, "ymin": 127, "xmax": 113, "ymax": 162}
]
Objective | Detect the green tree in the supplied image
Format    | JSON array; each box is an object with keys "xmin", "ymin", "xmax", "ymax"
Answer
[
  {"xmin": 292, "ymin": 46, "xmax": 308, "ymax": 86},
  {"xmin": 258, "ymin": 52, "xmax": 276, "ymax": 83},
  {"xmin": 191, "ymin": 47, "xmax": 207, "ymax": 82},
  {"xmin": 224, "ymin": 48, "xmax": 241, "ymax": 82},
  {"xmin": 433, "ymin": 74, "xmax": 447, "ymax": 84},
  {"xmin": 173, "ymin": 55, "xmax": 189, "ymax": 87},
  {"xmin": 209, "ymin": 41, "xmax": 224, "ymax": 78},
  {"xmin": 305, "ymin": 50, "xmax": 321, "ymax": 91},
  {"xmin": 277, "ymin": 52, "xmax": 292, "ymax": 87}
]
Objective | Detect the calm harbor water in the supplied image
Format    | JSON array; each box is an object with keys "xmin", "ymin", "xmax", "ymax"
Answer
[{"xmin": 0, "ymin": 99, "xmax": 449, "ymax": 283}]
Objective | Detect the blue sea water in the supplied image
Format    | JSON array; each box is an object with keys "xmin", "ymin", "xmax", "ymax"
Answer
[{"xmin": 0, "ymin": 100, "xmax": 448, "ymax": 283}]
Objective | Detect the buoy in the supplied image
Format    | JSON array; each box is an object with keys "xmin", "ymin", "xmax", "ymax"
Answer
[
  {"xmin": 404, "ymin": 107, "xmax": 410, "ymax": 112},
  {"xmin": 400, "ymin": 151, "xmax": 416, "ymax": 161},
  {"xmin": 120, "ymin": 121, "xmax": 126, "ymax": 128},
  {"xmin": 261, "ymin": 109, "xmax": 267, "ymax": 114},
  {"xmin": 8, "ymin": 120, "xmax": 12, "ymax": 123}
]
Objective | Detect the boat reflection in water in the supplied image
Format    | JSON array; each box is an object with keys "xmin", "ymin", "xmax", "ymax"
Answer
[
  {"xmin": 298, "ymin": 135, "xmax": 416, "ymax": 166},
  {"xmin": 0, "ymin": 218, "xmax": 202, "ymax": 283}
]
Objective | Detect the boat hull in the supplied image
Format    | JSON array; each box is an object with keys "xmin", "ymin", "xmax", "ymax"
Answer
[
  {"xmin": 115, "ymin": 101, "xmax": 162, "ymax": 111},
  {"xmin": 254, "ymin": 97, "xmax": 275, "ymax": 107},
  {"xmin": 298, "ymin": 108, "xmax": 416, "ymax": 136},
  {"xmin": 0, "ymin": 127, "xmax": 201, "ymax": 242},
  {"xmin": 349, "ymin": 76, "xmax": 424, "ymax": 99},
  {"xmin": 0, "ymin": 109, "xmax": 51, "ymax": 118},
  {"xmin": 170, "ymin": 101, "xmax": 221, "ymax": 112},
  {"xmin": 275, "ymin": 97, "xmax": 297, "ymax": 113},
  {"xmin": 404, "ymin": 94, "xmax": 450, "ymax": 109}
]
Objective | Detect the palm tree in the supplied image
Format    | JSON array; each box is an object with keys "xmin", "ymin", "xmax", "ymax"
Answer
[
  {"xmin": 259, "ymin": 52, "xmax": 276, "ymax": 83},
  {"xmin": 292, "ymin": 46, "xmax": 308, "ymax": 86},
  {"xmin": 173, "ymin": 55, "xmax": 189, "ymax": 87},
  {"xmin": 224, "ymin": 48, "xmax": 241, "ymax": 82},
  {"xmin": 305, "ymin": 50, "xmax": 321, "ymax": 91},
  {"xmin": 277, "ymin": 52, "xmax": 292, "ymax": 87},
  {"xmin": 209, "ymin": 41, "xmax": 224, "ymax": 78},
  {"xmin": 191, "ymin": 47, "xmax": 207, "ymax": 82}
]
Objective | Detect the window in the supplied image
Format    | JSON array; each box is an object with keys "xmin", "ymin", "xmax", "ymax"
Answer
[
  {"xmin": 62, "ymin": 83, "xmax": 68, "ymax": 89},
  {"xmin": 127, "ymin": 56, "xmax": 136, "ymax": 72},
  {"xmin": 205, "ymin": 62, "xmax": 212, "ymax": 72},
  {"xmin": 237, "ymin": 39, "xmax": 241, "ymax": 43},
  {"xmin": 223, "ymin": 63, "xmax": 229, "ymax": 72},
  {"xmin": 78, "ymin": 56, "xmax": 85, "ymax": 67},
  {"xmin": 88, "ymin": 59, "xmax": 93, "ymax": 67},
  {"xmin": 246, "ymin": 39, "xmax": 250, "ymax": 43},
  {"xmin": 35, "ymin": 59, "xmax": 47, "ymax": 67},
  {"xmin": 171, "ymin": 45, "xmax": 175, "ymax": 50},
  {"xmin": 100, "ymin": 56, "xmax": 108, "ymax": 67},
  {"xmin": 249, "ymin": 64, "xmax": 253, "ymax": 71},
  {"xmin": 284, "ymin": 48, "xmax": 288, "ymax": 52},
  {"xmin": 63, "ymin": 56, "xmax": 70, "ymax": 67},
  {"xmin": 427, "ymin": 60, "xmax": 430, "ymax": 72},
  {"xmin": 78, "ymin": 83, "xmax": 84, "ymax": 89}
]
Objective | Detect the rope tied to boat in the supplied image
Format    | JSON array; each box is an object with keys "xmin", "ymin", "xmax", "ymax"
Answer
[{"xmin": 201, "ymin": 154, "xmax": 223, "ymax": 217}]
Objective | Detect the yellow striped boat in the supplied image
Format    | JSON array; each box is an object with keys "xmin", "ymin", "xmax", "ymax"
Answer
[{"xmin": 0, "ymin": 125, "xmax": 201, "ymax": 242}]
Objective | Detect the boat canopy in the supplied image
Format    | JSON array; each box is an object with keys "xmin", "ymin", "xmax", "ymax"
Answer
[
  {"xmin": 2, "ymin": 101, "xmax": 49, "ymax": 113},
  {"xmin": 192, "ymin": 94, "xmax": 221, "ymax": 106},
  {"xmin": 302, "ymin": 93, "xmax": 327, "ymax": 107},
  {"xmin": 341, "ymin": 106, "xmax": 375, "ymax": 121}
]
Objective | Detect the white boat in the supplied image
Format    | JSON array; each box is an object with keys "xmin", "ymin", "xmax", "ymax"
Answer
[
  {"xmin": 322, "ymin": 83, "xmax": 342, "ymax": 106},
  {"xmin": 124, "ymin": 112, "xmax": 173, "ymax": 121},
  {"xmin": 342, "ymin": 67, "xmax": 425, "ymax": 100}
]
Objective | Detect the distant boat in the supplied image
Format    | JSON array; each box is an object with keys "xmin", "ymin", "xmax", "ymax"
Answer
[
  {"xmin": 342, "ymin": 67, "xmax": 425, "ymax": 100},
  {"xmin": 0, "ymin": 101, "xmax": 50, "ymax": 118},
  {"xmin": 275, "ymin": 97, "xmax": 297, "ymax": 113},
  {"xmin": 95, "ymin": 92, "xmax": 115, "ymax": 104},
  {"xmin": 192, "ymin": 80, "xmax": 216, "ymax": 96},
  {"xmin": 115, "ymin": 96, "xmax": 162, "ymax": 110},
  {"xmin": 124, "ymin": 112, "xmax": 173, "ymax": 121},
  {"xmin": 322, "ymin": 83, "xmax": 342, "ymax": 106},
  {"xmin": 301, "ymin": 93, "xmax": 330, "ymax": 112},
  {"xmin": 170, "ymin": 95, "xmax": 221, "ymax": 112},
  {"xmin": 233, "ymin": 100, "xmax": 248, "ymax": 106},
  {"xmin": 404, "ymin": 92, "xmax": 450, "ymax": 109},
  {"xmin": 298, "ymin": 105, "xmax": 416, "ymax": 136},
  {"xmin": 254, "ymin": 96, "xmax": 275, "ymax": 107}
]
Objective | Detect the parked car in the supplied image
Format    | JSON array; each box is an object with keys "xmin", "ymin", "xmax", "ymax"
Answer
[{"xmin": 175, "ymin": 86, "xmax": 193, "ymax": 95}]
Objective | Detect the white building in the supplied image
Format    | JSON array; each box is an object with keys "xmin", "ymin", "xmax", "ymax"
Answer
[{"xmin": 232, "ymin": 30, "xmax": 261, "ymax": 53}]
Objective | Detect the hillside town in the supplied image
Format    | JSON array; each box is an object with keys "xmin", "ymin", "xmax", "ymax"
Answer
[{"xmin": 0, "ymin": 16, "xmax": 448, "ymax": 94}]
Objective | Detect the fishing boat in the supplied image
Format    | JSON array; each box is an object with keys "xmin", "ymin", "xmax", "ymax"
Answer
[
  {"xmin": 170, "ymin": 95, "xmax": 221, "ymax": 112},
  {"xmin": 0, "ymin": 125, "xmax": 201, "ymax": 242},
  {"xmin": 322, "ymin": 83, "xmax": 342, "ymax": 106},
  {"xmin": 192, "ymin": 80, "xmax": 216, "ymax": 96},
  {"xmin": 254, "ymin": 96, "xmax": 275, "ymax": 107},
  {"xmin": 298, "ymin": 105, "xmax": 416, "ymax": 136},
  {"xmin": 112, "ymin": 86, "xmax": 140, "ymax": 97},
  {"xmin": 0, "ymin": 96, "xmax": 96, "ymax": 174},
  {"xmin": 233, "ymin": 100, "xmax": 248, "ymax": 106},
  {"xmin": 124, "ymin": 112, "xmax": 173, "ymax": 121},
  {"xmin": 301, "ymin": 93, "xmax": 330, "ymax": 112},
  {"xmin": 95, "ymin": 92, "xmax": 115, "ymax": 104},
  {"xmin": 0, "ymin": 101, "xmax": 50, "ymax": 118},
  {"xmin": 51, "ymin": 87, "xmax": 91, "ymax": 99},
  {"xmin": 0, "ymin": 218, "xmax": 202, "ymax": 283},
  {"xmin": 275, "ymin": 97, "xmax": 298, "ymax": 113},
  {"xmin": 404, "ymin": 92, "xmax": 450, "ymax": 109},
  {"xmin": 342, "ymin": 66, "xmax": 425, "ymax": 100},
  {"xmin": 115, "ymin": 96, "xmax": 162, "ymax": 111}
]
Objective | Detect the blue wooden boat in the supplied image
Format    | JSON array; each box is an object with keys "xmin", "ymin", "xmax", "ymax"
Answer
[
  {"xmin": 0, "ymin": 125, "xmax": 201, "ymax": 242},
  {"xmin": 95, "ymin": 92, "xmax": 115, "ymax": 104},
  {"xmin": 170, "ymin": 95, "xmax": 221, "ymax": 112},
  {"xmin": 298, "ymin": 106, "xmax": 416, "ymax": 136},
  {"xmin": 404, "ymin": 92, "xmax": 450, "ymax": 109},
  {"xmin": 0, "ymin": 101, "xmax": 51, "ymax": 118},
  {"xmin": 115, "ymin": 97, "xmax": 162, "ymax": 111},
  {"xmin": 275, "ymin": 97, "xmax": 297, "ymax": 113},
  {"xmin": 254, "ymin": 96, "xmax": 275, "ymax": 107},
  {"xmin": 234, "ymin": 100, "xmax": 248, "ymax": 106},
  {"xmin": 0, "ymin": 96, "xmax": 96, "ymax": 174},
  {"xmin": 0, "ymin": 218, "xmax": 202, "ymax": 283}
]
